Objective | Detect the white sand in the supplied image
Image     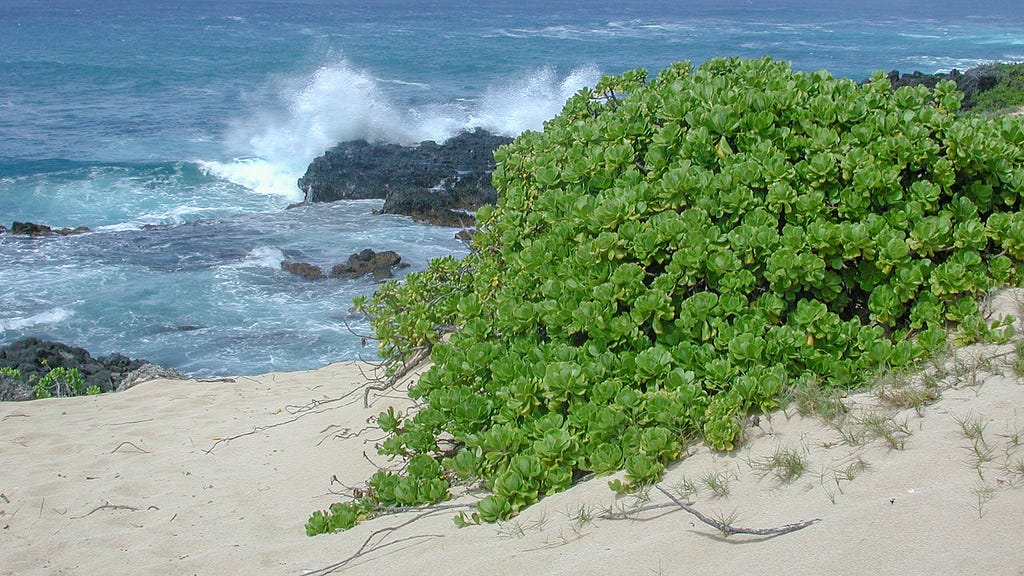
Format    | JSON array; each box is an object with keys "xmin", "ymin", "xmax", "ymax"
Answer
[{"xmin": 3, "ymin": 292, "xmax": 1024, "ymax": 575}]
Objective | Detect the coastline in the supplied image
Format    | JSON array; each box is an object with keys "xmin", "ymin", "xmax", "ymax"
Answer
[
  {"xmin": 3, "ymin": 63, "xmax": 1024, "ymax": 574},
  {"xmin": 3, "ymin": 300, "xmax": 1023, "ymax": 575}
]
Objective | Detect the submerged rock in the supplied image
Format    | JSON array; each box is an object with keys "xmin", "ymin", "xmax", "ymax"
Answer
[
  {"xmin": 330, "ymin": 249, "xmax": 408, "ymax": 280},
  {"xmin": 5, "ymin": 221, "xmax": 90, "ymax": 237},
  {"xmin": 298, "ymin": 128, "xmax": 512, "ymax": 227},
  {"xmin": 280, "ymin": 250, "xmax": 408, "ymax": 281},
  {"xmin": 281, "ymin": 261, "xmax": 327, "ymax": 280},
  {"xmin": 0, "ymin": 337, "xmax": 183, "ymax": 401}
]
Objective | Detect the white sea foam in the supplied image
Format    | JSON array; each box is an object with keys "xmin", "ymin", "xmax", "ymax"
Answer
[
  {"xmin": 902, "ymin": 56, "xmax": 1004, "ymax": 73},
  {"xmin": 209, "ymin": 60, "xmax": 410, "ymax": 199},
  {"xmin": 471, "ymin": 65, "xmax": 603, "ymax": 136},
  {"xmin": 0, "ymin": 308, "xmax": 72, "ymax": 332},
  {"xmin": 214, "ymin": 58, "xmax": 603, "ymax": 199},
  {"xmin": 198, "ymin": 158, "xmax": 304, "ymax": 201},
  {"xmin": 234, "ymin": 246, "xmax": 286, "ymax": 269}
]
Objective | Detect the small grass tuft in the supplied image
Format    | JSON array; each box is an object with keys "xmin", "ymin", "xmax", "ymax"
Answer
[
  {"xmin": 996, "ymin": 425, "xmax": 1023, "ymax": 450},
  {"xmin": 820, "ymin": 457, "xmax": 872, "ymax": 504},
  {"xmin": 1013, "ymin": 340, "xmax": 1024, "ymax": 378},
  {"xmin": 834, "ymin": 457, "xmax": 872, "ymax": 483},
  {"xmin": 1006, "ymin": 458, "xmax": 1024, "ymax": 481},
  {"xmin": 788, "ymin": 379, "xmax": 848, "ymax": 423},
  {"xmin": 669, "ymin": 476, "xmax": 700, "ymax": 502},
  {"xmin": 972, "ymin": 482, "xmax": 996, "ymax": 518},
  {"xmin": 709, "ymin": 508, "xmax": 740, "ymax": 533},
  {"xmin": 565, "ymin": 503, "xmax": 595, "ymax": 529},
  {"xmin": 701, "ymin": 470, "xmax": 734, "ymax": 498},
  {"xmin": 853, "ymin": 412, "xmax": 913, "ymax": 450},
  {"xmin": 875, "ymin": 379, "xmax": 941, "ymax": 415},
  {"xmin": 750, "ymin": 445, "xmax": 809, "ymax": 484},
  {"xmin": 496, "ymin": 510, "xmax": 548, "ymax": 539},
  {"xmin": 953, "ymin": 412, "xmax": 989, "ymax": 443}
]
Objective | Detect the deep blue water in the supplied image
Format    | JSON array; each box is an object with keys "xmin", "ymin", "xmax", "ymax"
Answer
[{"xmin": 2, "ymin": 0, "xmax": 1022, "ymax": 376}]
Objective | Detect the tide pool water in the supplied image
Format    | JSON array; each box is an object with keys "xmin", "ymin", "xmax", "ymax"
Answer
[{"xmin": 2, "ymin": 0, "xmax": 1022, "ymax": 376}]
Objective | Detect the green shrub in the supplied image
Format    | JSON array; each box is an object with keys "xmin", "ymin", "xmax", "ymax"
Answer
[
  {"xmin": 0, "ymin": 367, "xmax": 22, "ymax": 379},
  {"xmin": 322, "ymin": 56, "xmax": 1024, "ymax": 532},
  {"xmin": 2, "ymin": 364, "xmax": 106, "ymax": 400},
  {"xmin": 34, "ymin": 366, "xmax": 88, "ymax": 398},
  {"xmin": 969, "ymin": 63, "xmax": 1024, "ymax": 114}
]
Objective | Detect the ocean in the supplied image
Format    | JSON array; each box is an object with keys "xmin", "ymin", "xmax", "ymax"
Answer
[{"xmin": 2, "ymin": 0, "xmax": 1022, "ymax": 377}]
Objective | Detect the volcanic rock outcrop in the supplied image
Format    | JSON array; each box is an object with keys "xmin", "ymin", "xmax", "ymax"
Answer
[{"xmin": 297, "ymin": 128, "xmax": 512, "ymax": 227}]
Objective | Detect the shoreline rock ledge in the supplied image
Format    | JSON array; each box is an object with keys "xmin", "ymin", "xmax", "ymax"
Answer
[
  {"xmin": 297, "ymin": 128, "xmax": 513, "ymax": 227},
  {"xmin": 0, "ymin": 337, "xmax": 184, "ymax": 401}
]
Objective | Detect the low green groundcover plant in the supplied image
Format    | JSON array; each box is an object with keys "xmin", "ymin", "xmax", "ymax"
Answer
[
  {"xmin": 1, "ymin": 365, "xmax": 100, "ymax": 399},
  {"xmin": 307, "ymin": 56, "xmax": 1024, "ymax": 535},
  {"xmin": 32, "ymin": 366, "xmax": 100, "ymax": 398}
]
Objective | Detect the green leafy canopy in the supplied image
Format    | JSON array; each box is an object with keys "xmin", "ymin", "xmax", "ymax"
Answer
[{"xmin": 311, "ymin": 57, "xmax": 1024, "ymax": 534}]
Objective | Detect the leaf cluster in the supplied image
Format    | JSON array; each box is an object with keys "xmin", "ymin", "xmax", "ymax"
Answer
[
  {"xmin": 305, "ymin": 409, "xmax": 453, "ymax": 535},
  {"xmin": 8, "ymin": 364, "xmax": 101, "ymax": 399},
  {"xmin": 352, "ymin": 255, "xmax": 472, "ymax": 375},
  {"xmin": 326, "ymin": 57, "xmax": 1024, "ymax": 530}
]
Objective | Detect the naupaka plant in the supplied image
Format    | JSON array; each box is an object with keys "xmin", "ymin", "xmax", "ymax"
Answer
[{"xmin": 311, "ymin": 56, "xmax": 1024, "ymax": 534}]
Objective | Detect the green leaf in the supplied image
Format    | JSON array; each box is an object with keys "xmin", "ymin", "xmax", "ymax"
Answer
[{"xmin": 477, "ymin": 495, "xmax": 513, "ymax": 523}]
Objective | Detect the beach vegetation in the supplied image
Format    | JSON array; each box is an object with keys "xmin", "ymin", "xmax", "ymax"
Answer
[
  {"xmin": 786, "ymin": 375, "xmax": 848, "ymax": 423},
  {"xmin": 313, "ymin": 56, "xmax": 1024, "ymax": 533},
  {"xmin": 1013, "ymin": 339, "xmax": 1024, "ymax": 377},
  {"xmin": 873, "ymin": 366, "xmax": 942, "ymax": 414},
  {"xmin": 669, "ymin": 475, "xmax": 700, "ymax": 502},
  {"xmin": 700, "ymin": 469, "xmax": 735, "ymax": 497},
  {"xmin": 33, "ymin": 366, "xmax": 89, "ymax": 399},
  {"xmin": 967, "ymin": 63, "xmax": 1024, "ymax": 115},
  {"xmin": 820, "ymin": 457, "xmax": 871, "ymax": 504},
  {"xmin": 0, "ymin": 367, "xmax": 21, "ymax": 379},
  {"xmin": 750, "ymin": 445, "xmax": 809, "ymax": 484},
  {"xmin": 0, "ymin": 363, "xmax": 104, "ymax": 400},
  {"xmin": 838, "ymin": 410, "xmax": 913, "ymax": 450}
]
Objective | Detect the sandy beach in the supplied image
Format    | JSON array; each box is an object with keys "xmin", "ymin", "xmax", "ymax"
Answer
[{"xmin": 3, "ymin": 293, "xmax": 1024, "ymax": 575}]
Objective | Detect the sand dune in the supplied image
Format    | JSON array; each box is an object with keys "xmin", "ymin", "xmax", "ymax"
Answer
[{"xmin": 3, "ymin": 293, "xmax": 1024, "ymax": 575}]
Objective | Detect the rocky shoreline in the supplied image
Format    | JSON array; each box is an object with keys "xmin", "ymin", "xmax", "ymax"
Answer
[
  {"xmin": 0, "ymin": 337, "xmax": 183, "ymax": 401},
  {"xmin": 882, "ymin": 64, "xmax": 1000, "ymax": 102},
  {"xmin": 297, "ymin": 128, "xmax": 513, "ymax": 227}
]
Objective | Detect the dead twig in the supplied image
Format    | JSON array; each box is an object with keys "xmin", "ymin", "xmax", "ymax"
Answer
[
  {"xmin": 363, "ymin": 346, "xmax": 431, "ymax": 408},
  {"xmin": 598, "ymin": 502, "xmax": 679, "ymax": 521},
  {"xmin": 655, "ymin": 485, "xmax": 820, "ymax": 537},
  {"xmin": 303, "ymin": 503, "xmax": 474, "ymax": 575},
  {"xmin": 104, "ymin": 418, "xmax": 155, "ymax": 427},
  {"xmin": 316, "ymin": 425, "xmax": 377, "ymax": 447},
  {"xmin": 203, "ymin": 384, "xmax": 367, "ymax": 454},
  {"xmin": 71, "ymin": 501, "xmax": 141, "ymax": 519},
  {"xmin": 111, "ymin": 441, "xmax": 150, "ymax": 454}
]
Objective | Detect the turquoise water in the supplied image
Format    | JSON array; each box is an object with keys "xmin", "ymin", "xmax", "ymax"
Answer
[{"xmin": 2, "ymin": 0, "xmax": 1023, "ymax": 376}]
